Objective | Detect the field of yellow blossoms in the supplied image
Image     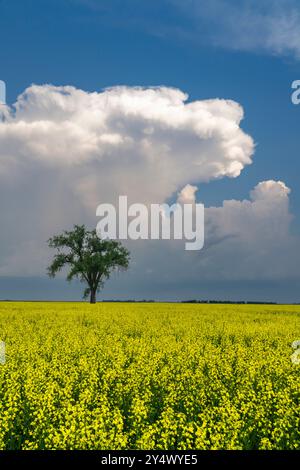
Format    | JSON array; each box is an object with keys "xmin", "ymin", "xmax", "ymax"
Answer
[{"xmin": 0, "ymin": 301, "xmax": 300, "ymax": 450}]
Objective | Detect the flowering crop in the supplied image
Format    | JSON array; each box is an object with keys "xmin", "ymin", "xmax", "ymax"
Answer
[{"xmin": 0, "ymin": 302, "xmax": 300, "ymax": 450}]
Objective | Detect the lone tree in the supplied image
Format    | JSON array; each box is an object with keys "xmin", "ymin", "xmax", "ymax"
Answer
[{"xmin": 47, "ymin": 225, "xmax": 130, "ymax": 304}]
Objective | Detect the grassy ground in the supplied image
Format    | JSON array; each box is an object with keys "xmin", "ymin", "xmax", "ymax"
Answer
[{"xmin": 0, "ymin": 301, "xmax": 300, "ymax": 449}]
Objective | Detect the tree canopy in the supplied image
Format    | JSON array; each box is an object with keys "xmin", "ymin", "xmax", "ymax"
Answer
[{"xmin": 47, "ymin": 225, "xmax": 130, "ymax": 303}]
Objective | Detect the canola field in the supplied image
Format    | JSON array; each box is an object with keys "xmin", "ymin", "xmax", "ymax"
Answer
[{"xmin": 0, "ymin": 301, "xmax": 300, "ymax": 450}]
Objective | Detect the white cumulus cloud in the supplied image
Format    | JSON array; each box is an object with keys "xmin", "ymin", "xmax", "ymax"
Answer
[
  {"xmin": 129, "ymin": 180, "xmax": 299, "ymax": 288},
  {"xmin": 0, "ymin": 84, "xmax": 297, "ymax": 289}
]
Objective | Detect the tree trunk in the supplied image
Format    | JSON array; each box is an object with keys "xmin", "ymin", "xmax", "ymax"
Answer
[{"xmin": 90, "ymin": 289, "xmax": 96, "ymax": 304}]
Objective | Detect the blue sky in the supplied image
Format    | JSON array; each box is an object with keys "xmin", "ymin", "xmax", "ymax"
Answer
[
  {"xmin": 0, "ymin": 0, "xmax": 300, "ymax": 301},
  {"xmin": 1, "ymin": 1, "xmax": 299, "ymax": 207}
]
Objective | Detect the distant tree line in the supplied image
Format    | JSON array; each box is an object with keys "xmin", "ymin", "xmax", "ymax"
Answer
[{"xmin": 181, "ymin": 300, "xmax": 277, "ymax": 305}]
